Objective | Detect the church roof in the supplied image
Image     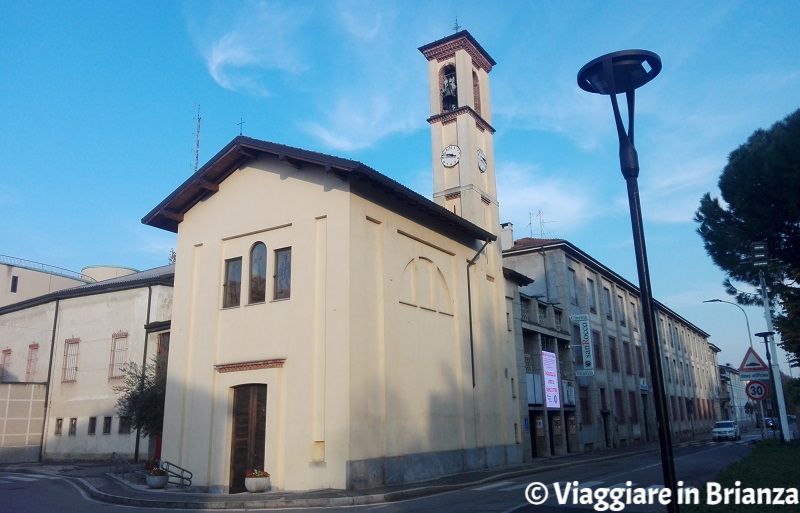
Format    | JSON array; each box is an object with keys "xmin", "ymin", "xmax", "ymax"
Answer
[{"xmin": 142, "ymin": 136, "xmax": 496, "ymax": 244}]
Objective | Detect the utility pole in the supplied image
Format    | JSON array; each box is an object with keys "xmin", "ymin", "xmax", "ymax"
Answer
[{"xmin": 752, "ymin": 241, "xmax": 790, "ymax": 442}]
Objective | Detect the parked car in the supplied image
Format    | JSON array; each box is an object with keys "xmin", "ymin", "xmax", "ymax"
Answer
[{"xmin": 712, "ymin": 420, "xmax": 740, "ymax": 441}]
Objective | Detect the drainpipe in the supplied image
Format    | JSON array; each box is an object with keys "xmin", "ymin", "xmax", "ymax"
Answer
[
  {"xmin": 40, "ymin": 299, "xmax": 60, "ymax": 462},
  {"xmin": 466, "ymin": 240, "xmax": 491, "ymax": 388},
  {"xmin": 134, "ymin": 285, "xmax": 153, "ymax": 462}
]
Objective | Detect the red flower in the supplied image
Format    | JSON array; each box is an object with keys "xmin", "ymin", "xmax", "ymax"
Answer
[{"xmin": 245, "ymin": 469, "xmax": 269, "ymax": 478}]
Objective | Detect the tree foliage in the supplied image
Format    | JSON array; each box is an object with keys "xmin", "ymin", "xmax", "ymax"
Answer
[
  {"xmin": 695, "ymin": 109, "xmax": 800, "ymax": 365},
  {"xmin": 114, "ymin": 355, "xmax": 167, "ymax": 438}
]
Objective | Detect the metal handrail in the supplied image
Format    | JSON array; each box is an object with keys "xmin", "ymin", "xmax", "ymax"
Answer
[
  {"xmin": 161, "ymin": 460, "xmax": 192, "ymax": 487},
  {"xmin": 110, "ymin": 452, "xmax": 146, "ymax": 483},
  {"xmin": 0, "ymin": 254, "xmax": 94, "ymax": 282}
]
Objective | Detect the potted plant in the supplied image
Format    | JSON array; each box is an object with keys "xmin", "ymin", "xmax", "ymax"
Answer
[
  {"xmin": 145, "ymin": 458, "xmax": 169, "ymax": 489},
  {"xmin": 244, "ymin": 469, "xmax": 270, "ymax": 493}
]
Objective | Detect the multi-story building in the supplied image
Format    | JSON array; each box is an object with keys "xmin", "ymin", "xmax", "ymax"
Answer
[
  {"xmin": 502, "ymin": 235, "xmax": 721, "ymax": 456},
  {"xmin": 0, "ymin": 265, "xmax": 173, "ymax": 463},
  {"xmin": 719, "ymin": 364, "xmax": 754, "ymax": 428}
]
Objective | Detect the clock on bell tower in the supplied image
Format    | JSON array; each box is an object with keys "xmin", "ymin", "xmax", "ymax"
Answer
[{"xmin": 419, "ymin": 30, "xmax": 498, "ymax": 236}]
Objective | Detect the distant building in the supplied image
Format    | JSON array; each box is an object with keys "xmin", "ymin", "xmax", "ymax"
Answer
[
  {"xmin": 502, "ymin": 235, "xmax": 721, "ymax": 454},
  {"xmin": 719, "ymin": 364, "xmax": 754, "ymax": 428},
  {"xmin": 0, "ymin": 265, "xmax": 173, "ymax": 463}
]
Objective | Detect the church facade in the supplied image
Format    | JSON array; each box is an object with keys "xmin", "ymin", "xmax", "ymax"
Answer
[{"xmin": 143, "ymin": 31, "xmax": 528, "ymax": 493}]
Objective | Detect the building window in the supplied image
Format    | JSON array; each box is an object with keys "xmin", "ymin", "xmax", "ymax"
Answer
[
  {"xmin": 609, "ymin": 336, "xmax": 619, "ymax": 372},
  {"xmin": 568, "ymin": 268, "xmax": 578, "ymax": 305},
  {"xmin": 88, "ymin": 417, "xmax": 97, "ymax": 435},
  {"xmin": 592, "ymin": 330, "xmax": 603, "ymax": 369},
  {"xmin": 623, "ymin": 341, "xmax": 633, "ymax": 375},
  {"xmin": 223, "ymin": 257, "xmax": 242, "ymax": 308},
  {"xmin": 108, "ymin": 331, "xmax": 128, "ymax": 379},
  {"xmin": 603, "ymin": 287, "xmax": 612, "ymax": 320},
  {"xmin": 249, "ymin": 242, "xmax": 267, "ymax": 304},
  {"xmin": 615, "ymin": 389, "xmax": 626, "ymax": 424},
  {"xmin": 62, "ymin": 338, "xmax": 79, "ymax": 382},
  {"xmin": 587, "ymin": 277, "xmax": 597, "ymax": 313},
  {"xmin": 579, "ymin": 386, "xmax": 592, "ymax": 425},
  {"xmin": 118, "ymin": 416, "xmax": 131, "ymax": 434},
  {"xmin": 617, "ymin": 295, "xmax": 626, "ymax": 326},
  {"xmin": 274, "ymin": 248, "xmax": 292, "ymax": 300},
  {"xmin": 600, "ymin": 387, "xmax": 608, "ymax": 411},
  {"xmin": 10, "ymin": 275, "xmax": 18, "ymax": 293},
  {"xmin": 103, "ymin": 417, "xmax": 112, "ymax": 434},
  {"xmin": 630, "ymin": 301, "xmax": 638, "ymax": 331},
  {"xmin": 0, "ymin": 350, "xmax": 10, "ymax": 383},
  {"xmin": 55, "ymin": 418, "xmax": 63, "ymax": 435},
  {"xmin": 26, "ymin": 344, "xmax": 39, "ymax": 382},
  {"xmin": 440, "ymin": 64, "xmax": 457, "ymax": 113},
  {"xmin": 629, "ymin": 391, "xmax": 639, "ymax": 424},
  {"xmin": 68, "ymin": 418, "xmax": 77, "ymax": 435}
]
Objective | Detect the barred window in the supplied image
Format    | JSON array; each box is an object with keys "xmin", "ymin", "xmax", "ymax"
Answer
[
  {"xmin": 62, "ymin": 338, "xmax": 80, "ymax": 382},
  {"xmin": 103, "ymin": 416, "xmax": 112, "ymax": 434},
  {"xmin": 118, "ymin": 416, "xmax": 131, "ymax": 434},
  {"xmin": 108, "ymin": 331, "xmax": 129, "ymax": 379},
  {"xmin": 88, "ymin": 417, "xmax": 97, "ymax": 435},
  {"xmin": 26, "ymin": 343, "xmax": 39, "ymax": 382}
]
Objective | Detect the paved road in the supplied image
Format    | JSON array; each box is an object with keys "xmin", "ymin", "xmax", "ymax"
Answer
[{"xmin": 0, "ymin": 435, "xmax": 760, "ymax": 513}]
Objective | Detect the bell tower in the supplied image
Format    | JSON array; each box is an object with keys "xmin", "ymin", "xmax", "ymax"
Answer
[{"xmin": 419, "ymin": 30, "xmax": 498, "ymax": 235}]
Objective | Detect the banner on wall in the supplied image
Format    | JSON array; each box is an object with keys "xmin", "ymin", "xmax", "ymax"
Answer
[
  {"xmin": 542, "ymin": 350, "xmax": 560, "ymax": 408},
  {"xmin": 570, "ymin": 314, "xmax": 594, "ymax": 377}
]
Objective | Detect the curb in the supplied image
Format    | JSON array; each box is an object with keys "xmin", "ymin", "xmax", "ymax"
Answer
[{"xmin": 59, "ymin": 446, "xmax": 664, "ymax": 509}]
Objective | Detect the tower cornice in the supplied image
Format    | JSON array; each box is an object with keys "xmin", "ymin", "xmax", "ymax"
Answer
[
  {"xmin": 427, "ymin": 105, "xmax": 496, "ymax": 134},
  {"xmin": 418, "ymin": 30, "xmax": 495, "ymax": 72}
]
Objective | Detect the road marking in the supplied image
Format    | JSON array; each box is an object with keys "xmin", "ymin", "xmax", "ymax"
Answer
[
  {"xmin": 1, "ymin": 475, "xmax": 40, "ymax": 482},
  {"xmin": 608, "ymin": 481, "xmax": 637, "ymax": 489},
  {"xmin": 575, "ymin": 480, "xmax": 603, "ymax": 489},
  {"xmin": 471, "ymin": 480, "xmax": 516, "ymax": 491}
]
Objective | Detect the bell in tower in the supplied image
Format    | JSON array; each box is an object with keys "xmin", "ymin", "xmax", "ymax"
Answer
[{"xmin": 441, "ymin": 65, "xmax": 457, "ymax": 113}]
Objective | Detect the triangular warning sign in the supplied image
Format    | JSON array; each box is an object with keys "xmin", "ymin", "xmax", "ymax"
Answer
[{"xmin": 738, "ymin": 347, "xmax": 769, "ymax": 372}]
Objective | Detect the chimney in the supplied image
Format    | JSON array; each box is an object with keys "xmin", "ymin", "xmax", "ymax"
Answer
[{"xmin": 500, "ymin": 222, "xmax": 514, "ymax": 251}]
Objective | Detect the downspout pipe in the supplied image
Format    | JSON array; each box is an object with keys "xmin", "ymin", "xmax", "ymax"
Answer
[
  {"xmin": 467, "ymin": 239, "xmax": 491, "ymax": 388},
  {"xmin": 134, "ymin": 285, "xmax": 153, "ymax": 462},
  {"xmin": 40, "ymin": 298, "xmax": 60, "ymax": 462}
]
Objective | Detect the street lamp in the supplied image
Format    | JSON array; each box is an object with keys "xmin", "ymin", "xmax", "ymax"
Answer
[
  {"xmin": 577, "ymin": 50, "xmax": 679, "ymax": 513},
  {"xmin": 703, "ymin": 298, "xmax": 766, "ymax": 439}
]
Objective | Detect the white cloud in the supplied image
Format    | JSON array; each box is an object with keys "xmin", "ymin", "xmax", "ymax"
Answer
[
  {"xmin": 497, "ymin": 161, "xmax": 597, "ymax": 238},
  {"xmin": 200, "ymin": 2, "xmax": 310, "ymax": 95}
]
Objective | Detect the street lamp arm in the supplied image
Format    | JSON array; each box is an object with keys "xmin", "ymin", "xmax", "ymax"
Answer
[{"xmin": 703, "ymin": 298, "xmax": 754, "ymax": 348}]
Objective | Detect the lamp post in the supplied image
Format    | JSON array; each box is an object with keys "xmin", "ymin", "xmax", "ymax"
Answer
[
  {"xmin": 577, "ymin": 50, "xmax": 679, "ymax": 513},
  {"xmin": 703, "ymin": 299, "xmax": 766, "ymax": 439},
  {"xmin": 755, "ymin": 331, "xmax": 786, "ymax": 442}
]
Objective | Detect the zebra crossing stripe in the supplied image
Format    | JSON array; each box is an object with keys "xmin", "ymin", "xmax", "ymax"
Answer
[
  {"xmin": 471, "ymin": 480, "xmax": 516, "ymax": 491},
  {"xmin": 2, "ymin": 475, "xmax": 40, "ymax": 482}
]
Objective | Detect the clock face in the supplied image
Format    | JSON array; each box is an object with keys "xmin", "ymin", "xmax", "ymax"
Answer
[
  {"xmin": 441, "ymin": 144, "xmax": 460, "ymax": 168},
  {"xmin": 477, "ymin": 149, "xmax": 487, "ymax": 172}
]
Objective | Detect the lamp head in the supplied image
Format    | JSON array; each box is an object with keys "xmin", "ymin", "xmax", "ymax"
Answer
[
  {"xmin": 703, "ymin": 299, "xmax": 721, "ymax": 303},
  {"xmin": 577, "ymin": 50, "xmax": 662, "ymax": 95}
]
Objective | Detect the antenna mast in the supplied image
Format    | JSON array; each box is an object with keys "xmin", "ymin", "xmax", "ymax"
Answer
[{"xmin": 194, "ymin": 104, "xmax": 201, "ymax": 172}]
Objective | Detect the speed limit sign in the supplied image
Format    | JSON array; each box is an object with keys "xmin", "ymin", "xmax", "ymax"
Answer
[{"xmin": 746, "ymin": 380, "xmax": 768, "ymax": 401}]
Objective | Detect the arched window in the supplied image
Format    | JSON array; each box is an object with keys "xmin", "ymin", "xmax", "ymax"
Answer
[
  {"xmin": 249, "ymin": 242, "xmax": 267, "ymax": 303},
  {"xmin": 439, "ymin": 64, "xmax": 457, "ymax": 113},
  {"xmin": 472, "ymin": 71, "xmax": 481, "ymax": 116}
]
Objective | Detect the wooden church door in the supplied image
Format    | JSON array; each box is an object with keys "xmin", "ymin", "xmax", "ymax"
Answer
[{"xmin": 229, "ymin": 384, "xmax": 267, "ymax": 493}]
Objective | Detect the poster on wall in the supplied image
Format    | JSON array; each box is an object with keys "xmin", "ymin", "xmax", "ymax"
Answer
[{"xmin": 542, "ymin": 350, "xmax": 560, "ymax": 408}]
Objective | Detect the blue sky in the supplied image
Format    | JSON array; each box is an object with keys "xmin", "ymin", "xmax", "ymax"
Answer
[{"xmin": 1, "ymin": 1, "xmax": 798, "ymax": 374}]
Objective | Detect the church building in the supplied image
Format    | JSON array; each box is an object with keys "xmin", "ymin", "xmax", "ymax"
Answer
[{"xmin": 143, "ymin": 30, "xmax": 529, "ymax": 493}]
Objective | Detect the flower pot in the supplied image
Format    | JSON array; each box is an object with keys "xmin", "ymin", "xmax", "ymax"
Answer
[
  {"xmin": 244, "ymin": 476, "xmax": 270, "ymax": 493},
  {"xmin": 146, "ymin": 474, "xmax": 169, "ymax": 489}
]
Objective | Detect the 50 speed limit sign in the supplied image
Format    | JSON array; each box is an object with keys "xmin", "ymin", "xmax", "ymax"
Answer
[{"xmin": 746, "ymin": 380, "xmax": 768, "ymax": 401}]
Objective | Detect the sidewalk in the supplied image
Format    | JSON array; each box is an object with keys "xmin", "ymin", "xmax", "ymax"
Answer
[{"xmin": 2, "ymin": 438, "xmax": 713, "ymax": 509}]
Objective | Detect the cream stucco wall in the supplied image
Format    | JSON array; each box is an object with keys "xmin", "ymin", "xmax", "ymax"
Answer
[
  {"xmin": 161, "ymin": 152, "xmax": 523, "ymax": 492},
  {"xmin": 1, "ymin": 264, "xmax": 87, "ymax": 308}
]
